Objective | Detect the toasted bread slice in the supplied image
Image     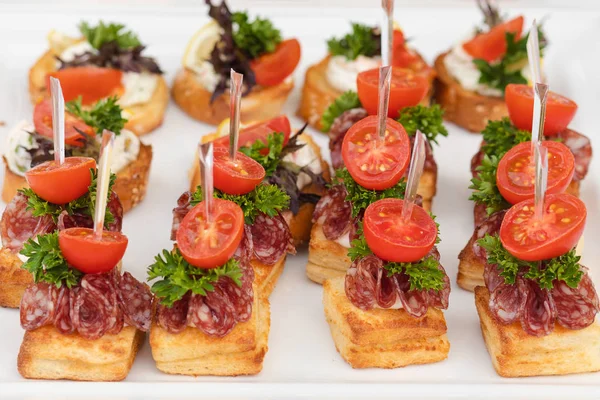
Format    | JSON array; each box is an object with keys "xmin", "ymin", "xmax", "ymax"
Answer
[
  {"xmin": 2, "ymin": 142, "xmax": 152, "ymax": 213},
  {"xmin": 323, "ymin": 277, "xmax": 449, "ymax": 369},
  {"xmin": 0, "ymin": 248, "xmax": 33, "ymax": 308},
  {"xmin": 172, "ymin": 69, "xmax": 293, "ymax": 126},
  {"xmin": 298, "ymin": 56, "xmax": 433, "ymax": 131},
  {"xmin": 28, "ymin": 50, "xmax": 168, "ymax": 136},
  {"xmin": 475, "ymin": 286, "xmax": 600, "ymax": 377},
  {"xmin": 17, "ymin": 325, "xmax": 144, "ymax": 381},
  {"xmin": 149, "ymin": 289, "xmax": 269, "ymax": 376},
  {"xmin": 457, "ymin": 236, "xmax": 484, "ymax": 292},
  {"xmin": 252, "ymin": 256, "xmax": 286, "ymax": 299},
  {"xmin": 434, "ymin": 52, "xmax": 507, "ymax": 133}
]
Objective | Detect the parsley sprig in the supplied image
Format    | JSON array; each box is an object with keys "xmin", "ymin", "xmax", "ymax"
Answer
[
  {"xmin": 192, "ymin": 185, "xmax": 289, "ymax": 225},
  {"xmin": 321, "ymin": 91, "xmax": 361, "ymax": 133},
  {"xmin": 148, "ymin": 248, "xmax": 242, "ymax": 307},
  {"xmin": 66, "ymin": 96, "xmax": 128, "ymax": 135},
  {"xmin": 469, "ymin": 154, "xmax": 509, "ymax": 215},
  {"xmin": 397, "ymin": 105, "xmax": 448, "ymax": 145},
  {"xmin": 480, "ymin": 118, "xmax": 531, "ymax": 158},
  {"xmin": 327, "ymin": 23, "xmax": 379, "ymax": 61},
  {"xmin": 334, "ymin": 168, "xmax": 407, "ymax": 218},
  {"xmin": 79, "ymin": 21, "xmax": 141, "ymax": 50},
  {"xmin": 239, "ymin": 132, "xmax": 285, "ymax": 176},
  {"xmin": 232, "ymin": 11, "xmax": 282, "ymax": 59},
  {"xmin": 478, "ymin": 234, "xmax": 584, "ymax": 289},
  {"xmin": 20, "ymin": 232, "xmax": 83, "ymax": 288}
]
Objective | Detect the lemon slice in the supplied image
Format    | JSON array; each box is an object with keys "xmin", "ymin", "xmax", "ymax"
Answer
[
  {"xmin": 182, "ymin": 20, "xmax": 222, "ymax": 71},
  {"xmin": 47, "ymin": 29, "xmax": 79, "ymax": 54}
]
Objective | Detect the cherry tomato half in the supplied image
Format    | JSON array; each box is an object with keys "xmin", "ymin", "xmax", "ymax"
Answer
[
  {"xmin": 356, "ymin": 67, "xmax": 429, "ymax": 118},
  {"xmin": 363, "ymin": 198, "xmax": 437, "ymax": 263},
  {"xmin": 342, "ymin": 116, "xmax": 410, "ymax": 190},
  {"xmin": 505, "ymin": 84, "xmax": 578, "ymax": 136},
  {"xmin": 176, "ymin": 198, "xmax": 244, "ymax": 269},
  {"xmin": 213, "ymin": 147, "xmax": 266, "ymax": 195},
  {"xmin": 499, "ymin": 193, "xmax": 586, "ymax": 261},
  {"xmin": 462, "ymin": 16, "xmax": 524, "ymax": 62},
  {"xmin": 59, "ymin": 228, "xmax": 128, "ymax": 273},
  {"xmin": 25, "ymin": 157, "xmax": 96, "ymax": 204},
  {"xmin": 33, "ymin": 99, "xmax": 95, "ymax": 147},
  {"xmin": 213, "ymin": 115, "xmax": 291, "ymax": 151},
  {"xmin": 46, "ymin": 67, "xmax": 124, "ymax": 105},
  {"xmin": 496, "ymin": 141, "xmax": 574, "ymax": 205},
  {"xmin": 251, "ymin": 39, "xmax": 301, "ymax": 86}
]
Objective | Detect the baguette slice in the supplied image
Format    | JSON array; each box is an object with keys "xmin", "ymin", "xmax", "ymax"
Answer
[
  {"xmin": 172, "ymin": 69, "xmax": 293, "ymax": 126},
  {"xmin": 434, "ymin": 52, "xmax": 507, "ymax": 133},
  {"xmin": 475, "ymin": 286, "xmax": 600, "ymax": 377},
  {"xmin": 2, "ymin": 142, "xmax": 152, "ymax": 213},
  {"xmin": 323, "ymin": 277, "xmax": 449, "ymax": 369},
  {"xmin": 28, "ymin": 50, "xmax": 168, "ymax": 137}
]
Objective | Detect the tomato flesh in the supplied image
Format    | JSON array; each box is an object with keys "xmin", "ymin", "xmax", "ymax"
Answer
[
  {"xmin": 176, "ymin": 198, "xmax": 244, "ymax": 269},
  {"xmin": 356, "ymin": 67, "xmax": 429, "ymax": 118},
  {"xmin": 499, "ymin": 193, "xmax": 586, "ymax": 261},
  {"xmin": 342, "ymin": 115, "xmax": 410, "ymax": 190},
  {"xmin": 25, "ymin": 157, "xmax": 96, "ymax": 204},
  {"xmin": 505, "ymin": 84, "xmax": 578, "ymax": 136},
  {"xmin": 213, "ymin": 147, "xmax": 266, "ymax": 195},
  {"xmin": 46, "ymin": 67, "xmax": 124, "ymax": 105},
  {"xmin": 496, "ymin": 141, "xmax": 575, "ymax": 205},
  {"xmin": 213, "ymin": 115, "xmax": 291, "ymax": 151},
  {"xmin": 363, "ymin": 198, "xmax": 437, "ymax": 263},
  {"xmin": 33, "ymin": 99, "xmax": 95, "ymax": 147},
  {"xmin": 463, "ymin": 16, "xmax": 524, "ymax": 62},
  {"xmin": 59, "ymin": 228, "xmax": 128, "ymax": 274},
  {"xmin": 251, "ymin": 38, "xmax": 301, "ymax": 86}
]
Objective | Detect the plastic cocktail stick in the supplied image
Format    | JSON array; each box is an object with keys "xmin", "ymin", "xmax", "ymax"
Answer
[
  {"xmin": 531, "ymin": 82, "xmax": 549, "ymax": 221},
  {"xmin": 381, "ymin": 0, "xmax": 394, "ymax": 66},
  {"xmin": 228, "ymin": 69, "xmax": 243, "ymax": 161},
  {"xmin": 198, "ymin": 142, "xmax": 214, "ymax": 224},
  {"xmin": 93, "ymin": 130, "xmax": 115, "ymax": 239},
  {"xmin": 375, "ymin": 66, "xmax": 392, "ymax": 142},
  {"xmin": 49, "ymin": 77, "xmax": 65, "ymax": 165},
  {"xmin": 534, "ymin": 144, "xmax": 548, "ymax": 221},
  {"xmin": 527, "ymin": 19, "xmax": 542, "ymax": 85},
  {"xmin": 401, "ymin": 130, "xmax": 426, "ymax": 223}
]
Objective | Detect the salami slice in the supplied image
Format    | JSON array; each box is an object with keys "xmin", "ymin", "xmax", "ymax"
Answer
[
  {"xmin": 171, "ymin": 191, "xmax": 193, "ymax": 240},
  {"xmin": 329, "ymin": 108, "xmax": 368, "ymax": 170},
  {"xmin": 187, "ymin": 288, "xmax": 236, "ymax": 338},
  {"xmin": 81, "ymin": 273, "xmax": 122, "ymax": 334},
  {"xmin": 57, "ymin": 210, "xmax": 92, "ymax": 230},
  {"xmin": 321, "ymin": 186, "xmax": 352, "ymax": 240},
  {"xmin": 484, "ymin": 262, "xmax": 504, "ymax": 293},
  {"xmin": 488, "ymin": 281, "xmax": 524, "ymax": 324},
  {"xmin": 158, "ymin": 294, "xmax": 190, "ymax": 334},
  {"xmin": 345, "ymin": 255, "xmax": 381, "ymax": 310},
  {"xmin": 471, "ymin": 148, "xmax": 484, "ymax": 178},
  {"xmin": 375, "ymin": 268, "xmax": 398, "ymax": 308},
  {"xmin": 20, "ymin": 283, "xmax": 57, "ymax": 331},
  {"xmin": 473, "ymin": 202, "xmax": 487, "ymax": 229},
  {"xmin": 250, "ymin": 212, "xmax": 294, "ymax": 265},
  {"xmin": 116, "ymin": 272, "xmax": 153, "ymax": 332},
  {"xmin": 427, "ymin": 263, "xmax": 451, "ymax": 310},
  {"xmin": 555, "ymin": 129, "xmax": 591, "ymax": 182},
  {"xmin": 552, "ymin": 272, "xmax": 600, "ymax": 330},
  {"xmin": 233, "ymin": 225, "xmax": 254, "ymax": 266},
  {"xmin": 72, "ymin": 284, "xmax": 110, "ymax": 340},
  {"xmin": 396, "ymin": 272, "xmax": 430, "ymax": 318},
  {"xmin": 1, "ymin": 192, "xmax": 55, "ymax": 252},
  {"xmin": 53, "ymin": 286, "xmax": 74, "ymax": 334},
  {"xmin": 106, "ymin": 191, "xmax": 124, "ymax": 232},
  {"xmin": 520, "ymin": 278, "xmax": 556, "ymax": 337},
  {"xmin": 472, "ymin": 210, "xmax": 506, "ymax": 262},
  {"xmin": 217, "ymin": 277, "xmax": 254, "ymax": 323}
]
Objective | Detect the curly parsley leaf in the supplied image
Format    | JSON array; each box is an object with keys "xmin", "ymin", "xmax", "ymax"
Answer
[
  {"xmin": 327, "ymin": 23, "xmax": 380, "ymax": 61},
  {"xmin": 320, "ymin": 91, "xmax": 362, "ymax": 133},
  {"xmin": 192, "ymin": 184, "xmax": 289, "ymax": 225},
  {"xmin": 20, "ymin": 232, "xmax": 82, "ymax": 288},
  {"xmin": 231, "ymin": 11, "xmax": 282, "ymax": 59},
  {"xmin": 334, "ymin": 168, "xmax": 406, "ymax": 218},
  {"xmin": 18, "ymin": 188, "xmax": 63, "ymax": 221},
  {"xmin": 481, "ymin": 117, "xmax": 530, "ymax": 158},
  {"xmin": 239, "ymin": 132, "xmax": 284, "ymax": 176},
  {"xmin": 397, "ymin": 105, "xmax": 448, "ymax": 145},
  {"xmin": 469, "ymin": 154, "xmax": 509, "ymax": 215},
  {"xmin": 66, "ymin": 96, "xmax": 128, "ymax": 135},
  {"xmin": 79, "ymin": 21, "xmax": 141, "ymax": 50},
  {"xmin": 147, "ymin": 248, "xmax": 242, "ymax": 307}
]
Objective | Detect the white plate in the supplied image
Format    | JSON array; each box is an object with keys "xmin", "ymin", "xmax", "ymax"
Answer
[{"xmin": 0, "ymin": 3, "xmax": 599, "ymax": 398}]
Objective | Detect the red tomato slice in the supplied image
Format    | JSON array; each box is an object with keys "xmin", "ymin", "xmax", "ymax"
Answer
[
  {"xmin": 363, "ymin": 198, "xmax": 437, "ymax": 263},
  {"xmin": 499, "ymin": 193, "xmax": 586, "ymax": 261},
  {"xmin": 213, "ymin": 115, "xmax": 291, "ymax": 151},
  {"xmin": 25, "ymin": 157, "xmax": 96, "ymax": 204},
  {"xmin": 392, "ymin": 45, "xmax": 421, "ymax": 69},
  {"xmin": 251, "ymin": 39, "xmax": 301, "ymax": 86},
  {"xmin": 505, "ymin": 84, "xmax": 578, "ymax": 136},
  {"xmin": 341, "ymin": 115, "xmax": 410, "ymax": 190},
  {"xmin": 356, "ymin": 67, "xmax": 429, "ymax": 118},
  {"xmin": 46, "ymin": 67, "xmax": 124, "ymax": 105},
  {"xmin": 213, "ymin": 147, "xmax": 266, "ymax": 195},
  {"xmin": 463, "ymin": 16, "xmax": 524, "ymax": 62},
  {"xmin": 33, "ymin": 99, "xmax": 95, "ymax": 147},
  {"xmin": 496, "ymin": 141, "xmax": 574, "ymax": 205},
  {"xmin": 59, "ymin": 228, "xmax": 128, "ymax": 274},
  {"xmin": 176, "ymin": 198, "xmax": 244, "ymax": 269}
]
